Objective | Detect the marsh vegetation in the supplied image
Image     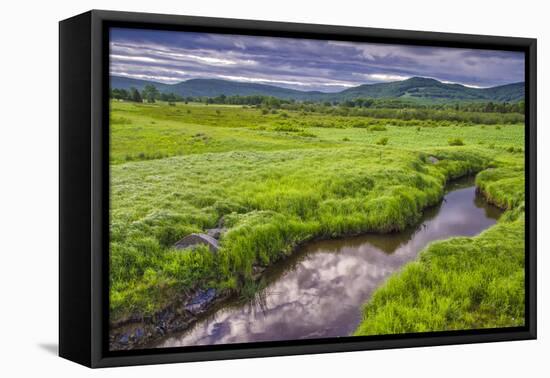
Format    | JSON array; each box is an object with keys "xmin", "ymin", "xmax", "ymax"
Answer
[{"xmin": 109, "ymin": 99, "xmax": 524, "ymax": 344}]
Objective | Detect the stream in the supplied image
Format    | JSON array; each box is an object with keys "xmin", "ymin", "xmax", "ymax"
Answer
[{"xmin": 149, "ymin": 176, "xmax": 502, "ymax": 348}]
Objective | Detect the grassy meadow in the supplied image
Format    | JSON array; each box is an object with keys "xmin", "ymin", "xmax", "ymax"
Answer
[{"xmin": 109, "ymin": 100, "xmax": 525, "ymax": 333}]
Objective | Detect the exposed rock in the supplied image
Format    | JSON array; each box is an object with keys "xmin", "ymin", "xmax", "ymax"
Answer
[
  {"xmin": 185, "ymin": 288, "xmax": 217, "ymax": 315},
  {"xmin": 428, "ymin": 156, "xmax": 439, "ymax": 164},
  {"xmin": 155, "ymin": 325, "xmax": 166, "ymax": 336},
  {"xmin": 174, "ymin": 233, "xmax": 219, "ymax": 252},
  {"xmin": 134, "ymin": 328, "xmax": 144, "ymax": 340},
  {"xmin": 109, "ymin": 288, "xmax": 231, "ymax": 351},
  {"xmin": 206, "ymin": 227, "xmax": 227, "ymax": 239},
  {"xmin": 118, "ymin": 333, "xmax": 129, "ymax": 344},
  {"xmin": 216, "ymin": 216, "xmax": 226, "ymax": 228},
  {"xmin": 252, "ymin": 265, "xmax": 266, "ymax": 280}
]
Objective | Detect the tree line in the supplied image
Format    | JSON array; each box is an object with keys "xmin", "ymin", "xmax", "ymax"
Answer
[
  {"xmin": 110, "ymin": 84, "xmax": 524, "ymax": 115},
  {"xmin": 110, "ymin": 85, "xmax": 184, "ymax": 103},
  {"xmin": 110, "ymin": 85, "xmax": 291, "ymax": 106},
  {"xmin": 334, "ymin": 98, "xmax": 524, "ymax": 114}
]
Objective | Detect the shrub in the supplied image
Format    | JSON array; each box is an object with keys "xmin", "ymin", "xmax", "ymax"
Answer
[
  {"xmin": 376, "ymin": 137, "xmax": 389, "ymax": 145},
  {"xmin": 448, "ymin": 137, "xmax": 465, "ymax": 146},
  {"xmin": 352, "ymin": 122, "xmax": 369, "ymax": 129},
  {"xmin": 110, "ymin": 116, "xmax": 132, "ymax": 125},
  {"xmin": 506, "ymin": 146, "xmax": 523, "ymax": 154},
  {"xmin": 342, "ymin": 137, "xmax": 350, "ymax": 142},
  {"xmin": 274, "ymin": 124, "xmax": 302, "ymax": 132},
  {"xmin": 368, "ymin": 125, "xmax": 388, "ymax": 132},
  {"xmin": 298, "ymin": 131, "xmax": 317, "ymax": 138}
]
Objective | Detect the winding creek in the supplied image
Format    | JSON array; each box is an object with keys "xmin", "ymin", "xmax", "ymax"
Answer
[{"xmin": 148, "ymin": 177, "xmax": 502, "ymax": 348}]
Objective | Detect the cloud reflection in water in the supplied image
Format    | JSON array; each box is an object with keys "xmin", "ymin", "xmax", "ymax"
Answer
[{"xmin": 151, "ymin": 181, "xmax": 501, "ymax": 347}]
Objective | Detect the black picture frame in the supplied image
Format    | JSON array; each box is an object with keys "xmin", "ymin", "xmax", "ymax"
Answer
[{"xmin": 59, "ymin": 9, "xmax": 537, "ymax": 368}]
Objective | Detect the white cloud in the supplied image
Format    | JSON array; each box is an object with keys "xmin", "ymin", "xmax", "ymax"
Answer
[
  {"xmin": 111, "ymin": 42, "xmax": 258, "ymax": 67},
  {"xmin": 110, "ymin": 71, "xmax": 183, "ymax": 84},
  {"xmin": 110, "ymin": 54, "xmax": 161, "ymax": 64},
  {"xmin": 439, "ymin": 79, "xmax": 486, "ymax": 89},
  {"xmin": 216, "ymin": 75, "xmax": 357, "ymax": 89},
  {"xmin": 362, "ymin": 73, "xmax": 411, "ymax": 82}
]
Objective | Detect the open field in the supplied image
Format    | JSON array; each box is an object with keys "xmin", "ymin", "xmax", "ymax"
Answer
[
  {"xmin": 110, "ymin": 101, "xmax": 524, "ymax": 164},
  {"xmin": 109, "ymin": 100, "xmax": 525, "ymax": 333}
]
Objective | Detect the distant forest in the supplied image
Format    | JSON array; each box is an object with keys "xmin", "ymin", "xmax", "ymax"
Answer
[
  {"xmin": 110, "ymin": 84, "xmax": 525, "ymax": 125},
  {"xmin": 111, "ymin": 84, "xmax": 524, "ymax": 113}
]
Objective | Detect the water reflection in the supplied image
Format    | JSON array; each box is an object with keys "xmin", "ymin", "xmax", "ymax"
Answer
[{"xmin": 151, "ymin": 177, "xmax": 502, "ymax": 347}]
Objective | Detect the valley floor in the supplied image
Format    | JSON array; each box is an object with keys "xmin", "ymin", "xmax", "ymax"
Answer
[{"xmin": 109, "ymin": 101, "xmax": 525, "ymax": 340}]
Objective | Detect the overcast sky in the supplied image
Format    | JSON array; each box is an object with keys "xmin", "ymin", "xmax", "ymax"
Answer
[{"xmin": 110, "ymin": 28, "xmax": 525, "ymax": 92}]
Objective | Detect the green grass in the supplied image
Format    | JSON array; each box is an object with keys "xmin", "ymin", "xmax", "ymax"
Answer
[
  {"xmin": 109, "ymin": 101, "xmax": 524, "ymax": 164},
  {"xmin": 109, "ymin": 100, "xmax": 525, "ymax": 329},
  {"xmin": 477, "ymin": 166, "xmax": 525, "ymax": 211}
]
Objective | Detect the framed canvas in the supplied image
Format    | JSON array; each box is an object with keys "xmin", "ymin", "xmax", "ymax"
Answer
[{"xmin": 59, "ymin": 10, "xmax": 537, "ymax": 368}]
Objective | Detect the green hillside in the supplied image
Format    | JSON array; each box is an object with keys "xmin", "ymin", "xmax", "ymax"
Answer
[
  {"xmin": 110, "ymin": 75, "xmax": 524, "ymax": 103},
  {"xmin": 338, "ymin": 77, "xmax": 523, "ymax": 102}
]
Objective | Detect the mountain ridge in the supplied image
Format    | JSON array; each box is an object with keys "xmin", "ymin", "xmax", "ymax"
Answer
[{"xmin": 110, "ymin": 75, "xmax": 525, "ymax": 103}]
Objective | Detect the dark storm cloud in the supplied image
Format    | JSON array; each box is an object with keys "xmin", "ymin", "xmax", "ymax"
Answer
[{"xmin": 109, "ymin": 28, "xmax": 524, "ymax": 92}]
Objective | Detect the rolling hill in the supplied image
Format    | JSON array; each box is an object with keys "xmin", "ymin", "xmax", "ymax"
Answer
[{"xmin": 110, "ymin": 75, "xmax": 524, "ymax": 103}]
